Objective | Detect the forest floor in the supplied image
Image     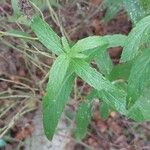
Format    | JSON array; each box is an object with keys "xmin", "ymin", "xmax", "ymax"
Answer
[{"xmin": 0, "ymin": 0, "xmax": 150, "ymax": 150}]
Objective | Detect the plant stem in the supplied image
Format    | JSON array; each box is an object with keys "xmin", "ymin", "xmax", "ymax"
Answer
[{"xmin": 0, "ymin": 30, "xmax": 38, "ymax": 40}]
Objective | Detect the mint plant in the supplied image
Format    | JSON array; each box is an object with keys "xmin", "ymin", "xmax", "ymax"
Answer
[{"xmin": 30, "ymin": 15, "xmax": 150, "ymax": 140}]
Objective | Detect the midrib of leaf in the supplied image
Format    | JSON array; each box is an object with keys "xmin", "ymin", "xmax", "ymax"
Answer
[
  {"xmin": 42, "ymin": 54, "xmax": 72, "ymax": 140},
  {"xmin": 43, "ymin": 71, "xmax": 75, "ymax": 140},
  {"xmin": 72, "ymin": 59, "xmax": 127, "ymax": 114},
  {"xmin": 72, "ymin": 59, "xmax": 115, "ymax": 92},
  {"xmin": 31, "ymin": 16, "xmax": 63, "ymax": 55},
  {"xmin": 98, "ymin": 90, "xmax": 127, "ymax": 115}
]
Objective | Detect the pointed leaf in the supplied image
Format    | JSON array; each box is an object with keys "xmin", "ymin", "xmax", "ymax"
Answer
[
  {"xmin": 75, "ymin": 102, "xmax": 91, "ymax": 140},
  {"xmin": 104, "ymin": 34, "xmax": 127, "ymax": 47},
  {"xmin": 31, "ymin": 16, "xmax": 63, "ymax": 55},
  {"xmin": 72, "ymin": 59, "xmax": 116, "ymax": 92},
  {"xmin": 72, "ymin": 59, "xmax": 127, "ymax": 114},
  {"xmin": 121, "ymin": 15, "xmax": 150, "ymax": 62},
  {"xmin": 97, "ymin": 90, "xmax": 127, "ymax": 115},
  {"xmin": 43, "ymin": 54, "xmax": 74, "ymax": 140},
  {"xmin": 84, "ymin": 34, "xmax": 126, "ymax": 62},
  {"xmin": 75, "ymin": 90, "xmax": 97, "ymax": 140},
  {"xmin": 71, "ymin": 36, "xmax": 108, "ymax": 53}
]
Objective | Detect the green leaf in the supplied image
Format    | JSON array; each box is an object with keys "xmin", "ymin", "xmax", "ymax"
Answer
[
  {"xmin": 82, "ymin": 34, "xmax": 126, "ymax": 62},
  {"xmin": 31, "ymin": 0, "xmax": 60, "ymax": 11},
  {"xmin": 71, "ymin": 36, "xmax": 108, "ymax": 53},
  {"xmin": 139, "ymin": 0, "xmax": 150, "ymax": 12},
  {"xmin": 72, "ymin": 59, "xmax": 116, "ymax": 92},
  {"xmin": 75, "ymin": 90, "xmax": 97, "ymax": 140},
  {"xmin": 72, "ymin": 59, "xmax": 127, "ymax": 114},
  {"xmin": 128, "ymin": 87, "xmax": 150, "ymax": 121},
  {"xmin": 61, "ymin": 36, "xmax": 70, "ymax": 53},
  {"xmin": 102, "ymin": 0, "xmax": 123, "ymax": 22},
  {"xmin": 121, "ymin": 15, "xmax": 150, "ymax": 62},
  {"xmin": 97, "ymin": 90, "xmax": 127, "ymax": 115},
  {"xmin": 42, "ymin": 54, "xmax": 73, "ymax": 140},
  {"xmin": 114, "ymin": 82, "xmax": 127, "ymax": 93},
  {"xmin": 94, "ymin": 34, "xmax": 126, "ymax": 75},
  {"xmin": 127, "ymin": 49, "xmax": 150, "ymax": 108},
  {"xmin": 108, "ymin": 61, "xmax": 133, "ymax": 81},
  {"xmin": 123, "ymin": 0, "xmax": 145, "ymax": 24},
  {"xmin": 103, "ymin": 34, "xmax": 127, "ymax": 47},
  {"xmin": 84, "ymin": 45, "xmax": 108, "ymax": 62},
  {"xmin": 31, "ymin": 16, "xmax": 63, "ymax": 55},
  {"xmin": 11, "ymin": 0, "xmax": 21, "ymax": 17},
  {"xmin": 95, "ymin": 49, "xmax": 113, "ymax": 77},
  {"xmin": 99, "ymin": 102, "xmax": 110, "ymax": 120},
  {"xmin": 75, "ymin": 102, "xmax": 91, "ymax": 140}
]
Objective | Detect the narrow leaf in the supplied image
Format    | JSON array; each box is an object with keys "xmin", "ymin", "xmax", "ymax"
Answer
[
  {"xmin": 97, "ymin": 90, "xmax": 127, "ymax": 115},
  {"xmin": 123, "ymin": 0, "xmax": 145, "ymax": 24},
  {"xmin": 102, "ymin": 0, "xmax": 123, "ymax": 22},
  {"xmin": 71, "ymin": 36, "xmax": 108, "ymax": 53},
  {"xmin": 121, "ymin": 15, "xmax": 150, "ymax": 62},
  {"xmin": 75, "ymin": 102, "xmax": 91, "ymax": 140},
  {"xmin": 61, "ymin": 36, "xmax": 70, "ymax": 53},
  {"xmin": 84, "ymin": 34, "xmax": 126, "ymax": 62},
  {"xmin": 31, "ymin": 16, "xmax": 63, "ymax": 55},
  {"xmin": 75, "ymin": 90, "xmax": 97, "ymax": 140},
  {"xmin": 11, "ymin": 0, "xmax": 21, "ymax": 16},
  {"xmin": 95, "ymin": 49, "xmax": 113, "ymax": 77},
  {"xmin": 103, "ymin": 34, "xmax": 127, "ymax": 47},
  {"xmin": 94, "ymin": 34, "xmax": 126, "ymax": 75},
  {"xmin": 43, "ymin": 54, "xmax": 73, "ymax": 140},
  {"xmin": 72, "ymin": 59, "xmax": 127, "ymax": 114},
  {"xmin": 127, "ymin": 49, "xmax": 150, "ymax": 108},
  {"xmin": 72, "ymin": 59, "xmax": 116, "ymax": 92}
]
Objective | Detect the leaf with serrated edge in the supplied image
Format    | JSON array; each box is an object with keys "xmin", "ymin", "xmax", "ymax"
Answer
[
  {"xmin": 75, "ymin": 102, "xmax": 92, "ymax": 140},
  {"xmin": 121, "ymin": 15, "xmax": 150, "ymax": 62},
  {"xmin": 127, "ymin": 49, "xmax": 150, "ymax": 108},
  {"xmin": 31, "ymin": 16, "xmax": 63, "ymax": 55},
  {"xmin": 61, "ymin": 36, "xmax": 70, "ymax": 53},
  {"xmin": 103, "ymin": 34, "xmax": 127, "ymax": 47},
  {"xmin": 97, "ymin": 90, "xmax": 127, "ymax": 115},
  {"xmin": 75, "ymin": 90, "xmax": 97, "ymax": 140},
  {"xmin": 71, "ymin": 36, "xmax": 108, "ymax": 53},
  {"xmin": 72, "ymin": 59, "xmax": 127, "ymax": 114},
  {"xmin": 43, "ymin": 54, "xmax": 74, "ymax": 140}
]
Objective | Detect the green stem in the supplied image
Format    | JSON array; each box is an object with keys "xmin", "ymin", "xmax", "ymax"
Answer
[{"xmin": 0, "ymin": 30, "xmax": 38, "ymax": 40}]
